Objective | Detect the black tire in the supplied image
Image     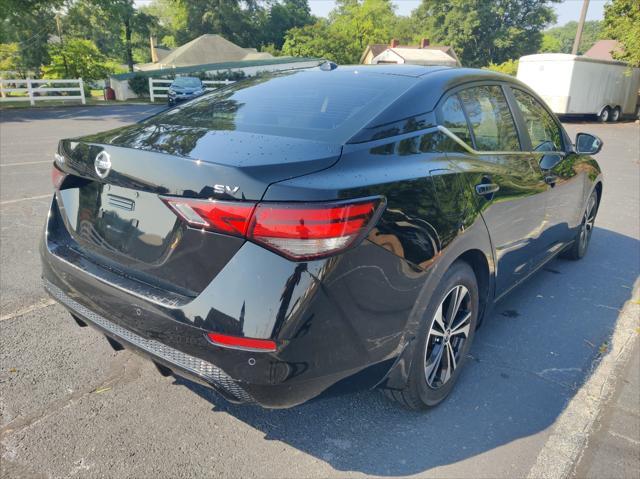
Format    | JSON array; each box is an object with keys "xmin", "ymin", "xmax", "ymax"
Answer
[
  {"xmin": 598, "ymin": 107, "xmax": 610, "ymax": 123},
  {"xmin": 610, "ymin": 107, "xmax": 621, "ymax": 122},
  {"xmin": 562, "ymin": 190, "xmax": 598, "ymax": 260},
  {"xmin": 384, "ymin": 261, "xmax": 479, "ymax": 410}
]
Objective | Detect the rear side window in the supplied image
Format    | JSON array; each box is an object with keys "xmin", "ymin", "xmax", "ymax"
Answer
[
  {"xmin": 459, "ymin": 86, "xmax": 520, "ymax": 151},
  {"xmin": 440, "ymin": 95, "xmax": 472, "ymax": 146},
  {"xmin": 512, "ymin": 89, "xmax": 563, "ymax": 152}
]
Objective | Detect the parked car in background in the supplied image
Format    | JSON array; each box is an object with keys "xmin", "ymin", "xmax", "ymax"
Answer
[
  {"xmin": 517, "ymin": 53, "xmax": 640, "ymax": 122},
  {"xmin": 167, "ymin": 76, "xmax": 205, "ymax": 106},
  {"xmin": 42, "ymin": 65, "xmax": 603, "ymax": 410}
]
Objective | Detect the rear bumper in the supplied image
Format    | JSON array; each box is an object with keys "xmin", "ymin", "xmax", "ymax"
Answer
[
  {"xmin": 41, "ymin": 195, "xmax": 425, "ymax": 407},
  {"xmin": 44, "ymin": 279, "xmax": 253, "ymax": 404}
]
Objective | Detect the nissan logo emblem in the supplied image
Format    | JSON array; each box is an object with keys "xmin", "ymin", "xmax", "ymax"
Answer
[{"xmin": 94, "ymin": 151, "xmax": 112, "ymax": 179}]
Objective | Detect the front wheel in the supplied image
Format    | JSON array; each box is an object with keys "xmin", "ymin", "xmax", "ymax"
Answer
[
  {"xmin": 563, "ymin": 190, "xmax": 598, "ymax": 260},
  {"xmin": 384, "ymin": 261, "xmax": 479, "ymax": 409}
]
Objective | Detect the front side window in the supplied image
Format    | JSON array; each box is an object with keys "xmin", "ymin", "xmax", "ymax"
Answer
[
  {"xmin": 458, "ymin": 86, "xmax": 520, "ymax": 152},
  {"xmin": 513, "ymin": 89, "xmax": 563, "ymax": 152},
  {"xmin": 440, "ymin": 95, "xmax": 472, "ymax": 146}
]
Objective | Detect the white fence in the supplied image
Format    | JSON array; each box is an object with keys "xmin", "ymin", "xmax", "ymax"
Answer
[
  {"xmin": 148, "ymin": 78, "xmax": 234, "ymax": 102},
  {"xmin": 0, "ymin": 78, "xmax": 85, "ymax": 105}
]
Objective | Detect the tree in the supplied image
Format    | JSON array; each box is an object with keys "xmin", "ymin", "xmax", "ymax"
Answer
[
  {"xmin": 64, "ymin": 0, "xmax": 156, "ymax": 72},
  {"xmin": 42, "ymin": 39, "xmax": 112, "ymax": 81},
  {"xmin": 261, "ymin": 0, "xmax": 314, "ymax": 49},
  {"xmin": 0, "ymin": 0, "xmax": 63, "ymax": 76},
  {"xmin": 602, "ymin": 0, "xmax": 640, "ymax": 66},
  {"xmin": 0, "ymin": 43, "xmax": 23, "ymax": 76},
  {"xmin": 282, "ymin": 20, "xmax": 357, "ymax": 64},
  {"xmin": 165, "ymin": 0, "xmax": 261, "ymax": 47},
  {"xmin": 330, "ymin": 0, "xmax": 397, "ymax": 52},
  {"xmin": 283, "ymin": 0, "xmax": 398, "ymax": 64},
  {"xmin": 540, "ymin": 21, "xmax": 602, "ymax": 54},
  {"xmin": 411, "ymin": 0, "xmax": 559, "ymax": 67}
]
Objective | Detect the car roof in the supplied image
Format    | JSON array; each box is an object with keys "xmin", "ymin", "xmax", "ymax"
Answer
[
  {"xmin": 328, "ymin": 64, "xmax": 452, "ymax": 78},
  {"xmin": 353, "ymin": 66, "xmax": 529, "ymax": 131}
]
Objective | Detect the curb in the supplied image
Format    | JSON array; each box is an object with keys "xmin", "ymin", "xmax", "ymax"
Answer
[{"xmin": 527, "ymin": 278, "xmax": 640, "ymax": 479}]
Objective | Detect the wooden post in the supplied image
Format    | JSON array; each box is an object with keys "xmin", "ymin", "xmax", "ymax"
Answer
[
  {"xmin": 79, "ymin": 78, "xmax": 86, "ymax": 104},
  {"xmin": 27, "ymin": 78, "xmax": 35, "ymax": 106},
  {"xmin": 149, "ymin": 77, "xmax": 155, "ymax": 102}
]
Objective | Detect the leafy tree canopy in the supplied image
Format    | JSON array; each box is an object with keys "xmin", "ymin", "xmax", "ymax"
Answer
[
  {"xmin": 540, "ymin": 20, "xmax": 602, "ymax": 54},
  {"xmin": 42, "ymin": 38, "xmax": 113, "ymax": 81},
  {"xmin": 412, "ymin": 0, "xmax": 559, "ymax": 67},
  {"xmin": 283, "ymin": 0, "xmax": 399, "ymax": 64},
  {"xmin": 603, "ymin": 0, "xmax": 640, "ymax": 66}
]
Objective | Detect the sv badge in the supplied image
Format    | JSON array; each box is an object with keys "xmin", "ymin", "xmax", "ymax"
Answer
[{"xmin": 213, "ymin": 184, "xmax": 240, "ymax": 195}]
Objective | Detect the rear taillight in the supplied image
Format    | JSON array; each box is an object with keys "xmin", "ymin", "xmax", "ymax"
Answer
[
  {"xmin": 51, "ymin": 163, "xmax": 67, "ymax": 190},
  {"xmin": 249, "ymin": 200, "xmax": 383, "ymax": 260},
  {"xmin": 161, "ymin": 196, "xmax": 384, "ymax": 260},
  {"xmin": 161, "ymin": 198, "xmax": 256, "ymax": 237}
]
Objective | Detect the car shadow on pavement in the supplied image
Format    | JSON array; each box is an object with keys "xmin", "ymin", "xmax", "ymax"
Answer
[{"xmin": 174, "ymin": 226, "xmax": 639, "ymax": 476}]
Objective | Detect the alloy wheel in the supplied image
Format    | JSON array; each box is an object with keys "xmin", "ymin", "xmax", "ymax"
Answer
[{"xmin": 424, "ymin": 285, "xmax": 472, "ymax": 389}]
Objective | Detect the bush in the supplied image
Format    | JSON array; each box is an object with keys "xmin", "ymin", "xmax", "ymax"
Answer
[
  {"xmin": 483, "ymin": 59, "xmax": 519, "ymax": 76},
  {"xmin": 128, "ymin": 74, "xmax": 149, "ymax": 97},
  {"xmin": 208, "ymin": 70, "xmax": 246, "ymax": 81}
]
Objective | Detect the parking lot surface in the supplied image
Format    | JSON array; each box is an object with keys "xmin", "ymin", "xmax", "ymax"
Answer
[{"xmin": 1, "ymin": 106, "xmax": 638, "ymax": 478}]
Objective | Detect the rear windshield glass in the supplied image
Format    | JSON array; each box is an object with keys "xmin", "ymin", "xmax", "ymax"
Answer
[
  {"xmin": 172, "ymin": 77, "xmax": 202, "ymax": 88},
  {"xmin": 149, "ymin": 70, "xmax": 416, "ymax": 143}
]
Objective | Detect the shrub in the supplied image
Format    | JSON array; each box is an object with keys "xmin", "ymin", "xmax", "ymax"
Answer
[
  {"xmin": 128, "ymin": 74, "xmax": 149, "ymax": 97},
  {"xmin": 483, "ymin": 59, "xmax": 519, "ymax": 76}
]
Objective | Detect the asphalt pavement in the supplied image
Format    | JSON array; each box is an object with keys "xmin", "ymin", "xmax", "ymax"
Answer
[{"xmin": 0, "ymin": 105, "xmax": 638, "ymax": 478}]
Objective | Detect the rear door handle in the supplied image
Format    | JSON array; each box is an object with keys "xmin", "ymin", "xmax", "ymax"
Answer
[{"xmin": 475, "ymin": 183, "xmax": 500, "ymax": 196}]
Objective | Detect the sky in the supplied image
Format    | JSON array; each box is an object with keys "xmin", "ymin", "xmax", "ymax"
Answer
[
  {"xmin": 134, "ymin": 0, "xmax": 607, "ymax": 27},
  {"xmin": 307, "ymin": 0, "xmax": 606, "ymax": 25}
]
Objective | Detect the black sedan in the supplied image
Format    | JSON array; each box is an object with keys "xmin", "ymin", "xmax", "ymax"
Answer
[
  {"xmin": 166, "ymin": 76, "xmax": 205, "ymax": 106},
  {"xmin": 42, "ymin": 65, "xmax": 603, "ymax": 409}
]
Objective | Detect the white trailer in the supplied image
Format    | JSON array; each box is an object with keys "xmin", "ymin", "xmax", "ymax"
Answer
[{"xmin": 517, "ymin": 53, "xmax": 640, "ymax": 122}]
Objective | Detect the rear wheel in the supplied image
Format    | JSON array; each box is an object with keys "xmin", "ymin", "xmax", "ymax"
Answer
[
  {"xmin": 610, "ymin": 107, "xmax": 621, "ymax": 122},
  {"xmin": 598, "ymin": 107, "xmax": 610, "ymax": 123},
  {"xmin": 563, "ymin": 190, "xmax": 598, "ymax": 260},
  {"xmin": 384, "ymin": 261, "xmax": 479, "ymax": 409}
]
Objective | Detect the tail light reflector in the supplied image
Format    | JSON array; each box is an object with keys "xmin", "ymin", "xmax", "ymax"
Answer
[
  {"xmin": 206, "ymin": 332, "xmax": 277, "ymax": 352},
  {"xmin": 161, "ymin": 196, "xmax": 384, "ymax": 260}
]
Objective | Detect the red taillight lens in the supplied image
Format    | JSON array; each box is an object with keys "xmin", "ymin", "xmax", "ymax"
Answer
[
  {"xmin": 248, "ymin": 199, "xmax": 383, "ymax": 260},
  {"xmin": 206, "ymin": 332, "xmax": 277, "ymax": 352},
  {"xmin": 161, "ymin": 196, "xmax": 384, "ymax": 260},
  {"xmin": 161, "ymin": 198, "xmax": 256, "ymax": 237},
  {"xmin": 51, "ymin": 163, "xmax": 67, "ymax": 190}
]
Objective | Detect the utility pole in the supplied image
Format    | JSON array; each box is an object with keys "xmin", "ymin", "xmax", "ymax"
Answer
[
  {"xmin": 55, "ymin": 13, "xmax": 70, "ymax": 77},
  {"xmin": 572, "ymin": 0, "xmax": 590, "ymax": 55}
]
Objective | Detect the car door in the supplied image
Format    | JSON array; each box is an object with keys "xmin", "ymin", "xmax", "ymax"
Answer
[
  {"xmin": 443, "ymin": 85, "xmax": 549, "ymax": 297},
  {"xmin": 508, "ymin": 87, "xmax": 586, "ymax": 256}
]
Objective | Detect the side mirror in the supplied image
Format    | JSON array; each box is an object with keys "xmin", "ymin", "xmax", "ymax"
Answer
[{"xmin": 575, "ymin": 133, "xmax": 603, "ymax": 155}]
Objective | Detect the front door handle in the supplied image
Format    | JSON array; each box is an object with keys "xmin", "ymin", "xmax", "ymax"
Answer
[{"xmin": 475, "ymin": 183, "xmax": 500, "ymax": 196}]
